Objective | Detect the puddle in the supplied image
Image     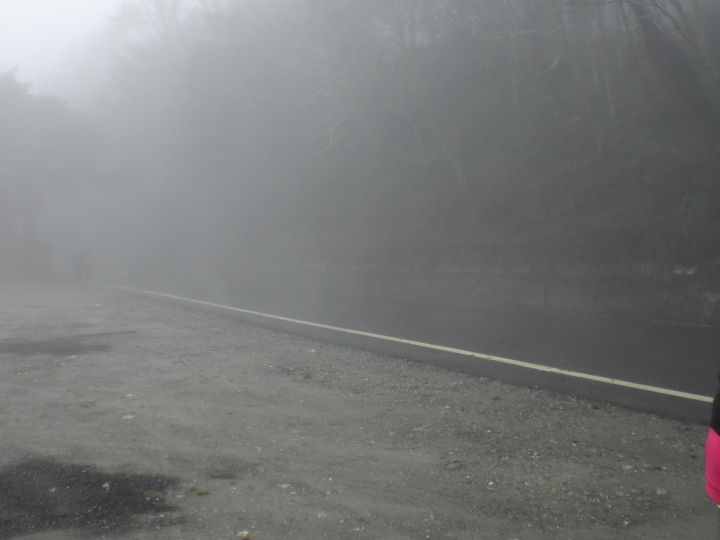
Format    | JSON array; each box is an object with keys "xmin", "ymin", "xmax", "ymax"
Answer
[
  {"xmin": 0, "ymin": 332, "xmax": 134, "ymax": 356},
  {"xmin": 0, "ymin": 458, "xmax": 179, "ymax": 538}
]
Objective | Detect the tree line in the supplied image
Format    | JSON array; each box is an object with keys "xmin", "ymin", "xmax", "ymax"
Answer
[
  {"xmin": 4, "ymin": 0, "xmax": 720, "ymax": 282},
  {"xmin": 0, "ymin": 72, "xmax": 103, "ymax": 278}
]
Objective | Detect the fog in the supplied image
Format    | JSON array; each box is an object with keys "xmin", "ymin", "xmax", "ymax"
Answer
[
  {"xmin": 0, "ymin": 0, "xmax": 123, "ymax": 90},
  {"xmin": 2, "ymin": 0, "xmax": 720, "ymax": 327},
  {"xmin": 6, "ymin": 6, "xmax": 720, "ymax": 539}
]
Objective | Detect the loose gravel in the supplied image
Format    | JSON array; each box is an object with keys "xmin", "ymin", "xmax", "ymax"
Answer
[{"xmin": 0, "ymin": 284, "xmax": 715, "ymax": 539}]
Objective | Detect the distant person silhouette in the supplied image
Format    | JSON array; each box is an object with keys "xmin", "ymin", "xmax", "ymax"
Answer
[
  {"xmin": 72, "ymin": 250, "xmax": 94, "ymax": 283},
  {"xmin": 72, "ymin": 251, "xmax": 83, "ymax": 282},
  {"xmin": 84, "ymin": 250, "xmax": 94, "ymax": 281}
]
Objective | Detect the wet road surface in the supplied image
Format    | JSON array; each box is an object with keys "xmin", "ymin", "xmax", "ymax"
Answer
[{"xmin": 117, "ymin": 286, "xmax": 720, "ymax": 422}]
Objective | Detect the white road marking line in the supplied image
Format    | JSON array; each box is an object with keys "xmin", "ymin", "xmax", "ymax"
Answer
[{"xmin": 107, "ymin": 285, "xmax": 714, "ymax": 404}]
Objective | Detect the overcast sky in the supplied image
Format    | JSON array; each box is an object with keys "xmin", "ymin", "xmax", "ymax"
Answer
[{"xmin": 0, "ymin": 0, "xmax": 123, "ymax": 91}]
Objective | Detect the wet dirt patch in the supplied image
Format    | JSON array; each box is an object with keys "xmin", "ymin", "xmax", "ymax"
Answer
[
  {"xmin": 0, "ymin": 332, "xmax": 134, "ymax": 356},
  {"xmin": 0, "ymin": 458, "xmax": 179, "ymax": 539},
  {"xmin": 205, "ymin": 459, "xmax": 259, "ymax": 480}
]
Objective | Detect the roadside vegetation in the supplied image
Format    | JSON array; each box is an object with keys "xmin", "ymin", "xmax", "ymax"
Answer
[
  {"xmin": 0, "ymin": 72, "xmax": 102, "ymax": 280},
  {"xmin": 4, "ymin": 0, "xmax": 720, "ymax": 288},
  {"xmin": 95, "ymin": 0, "xmax": 720, "ymax": 269}
]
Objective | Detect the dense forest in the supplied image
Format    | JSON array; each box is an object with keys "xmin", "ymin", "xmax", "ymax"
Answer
[
  {"xmin": 0, "ymin": 72, "xmax": 102, "ymax": 278},
  {"xmin": 3, "ymin": 0, "xmax": 720, "ymax": 316},
  {"xmin": 101, "ymin": 0, "xmax": 720, "ymax": 263}
]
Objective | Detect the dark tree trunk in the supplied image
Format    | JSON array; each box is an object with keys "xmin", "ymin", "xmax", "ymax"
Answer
[{"xmin": 630, "ymin": 3, "xmax": 718, "ymax": 134}]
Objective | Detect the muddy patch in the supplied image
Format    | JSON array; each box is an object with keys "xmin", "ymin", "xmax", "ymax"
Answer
[
  {"xmin": 0, "ymin": 332, "xmax": 134, "ymax": 356},
  {"xmin": 0, "ymin": 458, "xmax": 178, "ymax": 539},
  {"xmin": 205, "ymin": 459, "xmax": 259, "ymax": 480}
]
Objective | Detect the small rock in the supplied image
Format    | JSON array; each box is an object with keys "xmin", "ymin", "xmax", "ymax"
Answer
[
  {"xmin": 444, "ymin": 460, "xmax": 465, "ymax": 471},
  {"xmin": 656, "ymin": 488, "xmax": 669, "ymax": 498},
  {"xmin": 237, "ymin": 531, "xmax": 250, "ymax": 539}
]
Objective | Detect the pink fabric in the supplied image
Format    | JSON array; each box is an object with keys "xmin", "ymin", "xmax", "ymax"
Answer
[{"xmin": 706, "ymin": 428, "xmax": 720, "ymax": 503}]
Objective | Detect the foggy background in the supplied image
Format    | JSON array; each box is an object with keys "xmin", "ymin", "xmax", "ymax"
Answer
[{"xmin": 2, "ymin": 0, "xmax": 720, "ymax": 326}]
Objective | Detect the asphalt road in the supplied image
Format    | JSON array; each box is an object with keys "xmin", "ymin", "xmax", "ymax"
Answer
[{"xmin": 117, "ymin": 286, "xmax": 720, "ymax": 423}]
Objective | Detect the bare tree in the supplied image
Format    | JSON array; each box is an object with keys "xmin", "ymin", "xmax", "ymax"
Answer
[{"xmin": 109, "ymin": 0, "xmax": 187, "ymax": 41}]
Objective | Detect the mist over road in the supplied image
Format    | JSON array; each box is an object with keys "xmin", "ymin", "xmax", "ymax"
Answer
[{"xmin": 2, "ymin": 0, "xmax": 716, "ymax": 428}]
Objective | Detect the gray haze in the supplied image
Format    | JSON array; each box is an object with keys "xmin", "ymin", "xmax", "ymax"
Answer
[
  {"xmin": 4, "ymin": 6, "xmax": 720, "ymax": 540},
  {"xmin": 0, "ymin": 0, "xmax": 123, "ymax": 91},
  {"xmin": 2, "ymin": 0, "xmax": 719, "ymax": 327}
]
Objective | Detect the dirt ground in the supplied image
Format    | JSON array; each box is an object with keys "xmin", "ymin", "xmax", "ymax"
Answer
[{"xmin": 0, "ymin": 284, "xmax": 716, "ymax": 540}]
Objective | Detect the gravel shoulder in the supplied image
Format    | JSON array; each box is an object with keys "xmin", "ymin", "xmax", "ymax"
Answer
[{"xmin": 0, "ymin": 284, "xmax": 715, "ymax": 539}]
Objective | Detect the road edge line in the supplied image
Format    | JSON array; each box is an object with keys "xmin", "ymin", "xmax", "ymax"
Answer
[{"xmin": 106, "ymin": 285, "xmax": 713, "ymax": 404}]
